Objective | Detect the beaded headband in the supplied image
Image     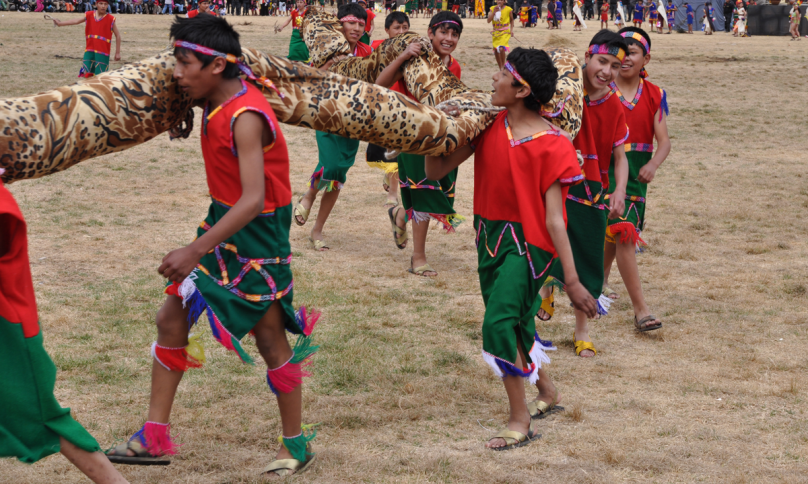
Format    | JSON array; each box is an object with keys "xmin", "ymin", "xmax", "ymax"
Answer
[
  {"xmin": 587, "ymin": 44, "xmax": 626, "ymax": 62},
  {"xmin": 433, "ymin": 20, "xmax": 461, "ymax": 27},
  {"xmin": 339, "ymin": 15, "xmax": 366, "ymax": 25},
  {"xmin": 504, "ymin": 62, "xmax": 529, "ymax": 87},
  {"xmin": 173, "ymin": 40, "xmax": 283, "ymax": 98},
  {"xmin": 503, "ymin": 61, "xmax": 572, "ymax": 119},
  {"xmin": 621, "ymin": 32, "xmax": 650, "ymax": 54}
]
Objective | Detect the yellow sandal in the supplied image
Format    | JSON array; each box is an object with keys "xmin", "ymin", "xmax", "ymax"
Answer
[
  {"xmin": 538, "ymin": 286, "xmax": 555, "ymax": 321},
  {"xmin": 261, "ymin": 454, "xmax": 316, "ymax": 477},
  {"xmin": 573, "ymin": 331, "xmax": 597, "ymax": 357}
]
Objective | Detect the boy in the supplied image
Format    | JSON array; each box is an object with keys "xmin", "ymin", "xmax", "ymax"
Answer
[
  {"xmin": 602, "ymin": 28, "xmax": 669, "ymax": 332},
  {"xmin": 685, "ymin": 1, "xmax": 693, "ymax": 32},
  {"xmin": 425, "ymin": 48, "xmax": 598, "ymax": 449},
  {"xmin": 538, "ymin": 30, "xmax": 629, "ymax": 359},
  {"xmin": 366, "ymin": 11, "xmax": 411, "ymax": 209},
  {"xmin": 600, "ymin": 0, "xmax": 608, "ymax": 27},
  {"xmin": 186, "ymin": 0, "xmax": 215, "ymax": 16},
  {"xmin": 276, "ymin": 0, "xmax": 309, "ymax": 62},
  {"xmin": 293, "ymin": 3, "xmax": 372, "ymax": 251},
  {"xmin": 0, "ymin": 170, "xmax": 129, "ymax": 484},
  {"xmin": 488, "ymin": 0, "xmax": 513, "ymax": 69},
  {"xmin": 51, "ymin": 0, "xmax": 121, "ymax": 78},
  {"xmin": 665, "ymin": 0, "xmax": 676, "ymax": 32},
  {"xmin": 104, "ymin": 16, "xmax": 320, "ymax": 477},
  {"xmin": 381, "ymin": 11, "xmax": 465, "ymax": 275},
  {"xmin": 703, "ymin": 0, "xmax": 715, "ymax": 34},
  {"xmin": 358, "ymin": 0, "xmax": 375, "ymax": 45}
]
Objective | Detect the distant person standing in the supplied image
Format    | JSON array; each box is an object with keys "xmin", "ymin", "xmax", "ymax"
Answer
[
  {"xmin": 723, "ymin": 0, "xmax": 733, "ymax": 31},
  {"xmin": 584, "ymin": 0, "xmax": 593, "ymax": 18},
  {"xmin": 609, "ymin": 0, "xmax": 616, "ymax": 19}
]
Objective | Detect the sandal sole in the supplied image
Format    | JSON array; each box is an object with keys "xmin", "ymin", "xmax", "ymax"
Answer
[
  {"xmin": 106, "ymin": 455, "xmax": 171, "ymax": 466},
  {"xmin": 531, "ymin": 405, "xmax": 564, "ymax": 420},
  {"xmin": 490, "ymin": 433, "xmax": 542, "ymax": 451}
]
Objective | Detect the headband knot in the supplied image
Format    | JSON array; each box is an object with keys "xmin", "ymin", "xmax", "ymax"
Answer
[
  {"xmin": 174, "ymin": 40, "xmax": 284, "ymax": 99},
  {"xmin": 587, "ymin": 44, "xmax": 627, "ymax": 62}
]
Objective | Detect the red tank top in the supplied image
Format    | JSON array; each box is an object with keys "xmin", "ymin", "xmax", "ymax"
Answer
[
  {"xmin": 583, "ymin": 90, "xmax": 628, "ymax": 191},
  {"xmin": 200, "ymin": 80, "xmax": 292, "ymax": 213},
  {"xmin": 0, "ymin": 182, "xmax": 39, "ymax": 338},
  {"xmin": 84, "ymin": 11, "xmax": 115, "ymax": 55},
  {"xmin": 612, "ymin": 79, "xmax": 664, "ymax": 153},
  {"xmin": 188, "ymin": 8, "xmax": 216, "ymax": 17},
  {"xmin": 572, "ymin": 103, "xmax": 601, "ymax": 184}
]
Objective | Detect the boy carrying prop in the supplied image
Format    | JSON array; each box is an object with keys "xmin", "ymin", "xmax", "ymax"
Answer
[
  {"xmin": 602, "ymin": 27, "xmax": 670, "ymax": 333},
  {"xmin": 425, "ymin": 48, "xmax": 598, "ymax": 450},
  {"xmin": 104, "ymin": 16, "xmax": 321, "ymax": 478}
]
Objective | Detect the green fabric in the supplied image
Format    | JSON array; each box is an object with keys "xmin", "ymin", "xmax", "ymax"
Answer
[
  {"xmin": 192, "ymin": 203, "xmax": 299, "ymax": 340},
  {"xmin": 606, "ymin": 150, "xmax": 650, "ymax": 231},
  {"xmin": 359, "ymin": 32, "xmax": 370, "ymax": 45},
  {"xmin": 0, "ymin": 317, "xmax": 100, "ymax": 464},
  {"xmin": 312, "ymin": 131, "xmax": 360, "ymax": 191},
  {"xmin": 547, "ymin": 194, "xmax": 607, "ymax": 299},
  {"xmin": 405, "ymin": 0, "xmax": 416, "ymax": 12},
  {"xmin": 398, "ymin": 153, "xmax": 458, "ymax": 219},
  {"xmin": 80, "ymin": 51, "xmax": 109, "ymax": 76},
  {"xmin": 475, "ymin": 216, "xmax": 555, "ymax": 366},
  {"xmin": 288, "ymin": 29, "xmax": 310, "ymax": 63}
]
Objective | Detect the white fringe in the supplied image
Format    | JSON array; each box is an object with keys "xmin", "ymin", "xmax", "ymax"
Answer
[
  {"xmin": 597, "ymin": 294, "xmax": 612, "ymax": 316},
  {"xmin": 177, "ymin": 273, "xmax": 199, "ymax": 308},
  {"xmin": 481, "ymin": 351, "xmax": 504, "ymax": 378},
  {"xmin": 527, "ymin": 339, "xmax": 555, "ymax": 385}
]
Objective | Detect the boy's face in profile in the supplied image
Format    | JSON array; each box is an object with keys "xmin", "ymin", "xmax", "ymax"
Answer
[
  {"xmin": 199, "ymin": 0, "xmax": 209, "ymax": 11},
  {"xmin": 174, "ymin": 50, "xmax": 221, "ymax": 100},
  {"xmin": 428, "ymin": 25, "xmax": 459, "ymax": 57},
  {"xmin": 386, "ymin": 20, "xmax": 410, "ymax": 37},
  {"xmin": 490, "ymin": 64, "xmax": 522, "ymax": 108},
  {"xmin": 342, "ymin": 20, "xmax": 365, "ymax": 44}
]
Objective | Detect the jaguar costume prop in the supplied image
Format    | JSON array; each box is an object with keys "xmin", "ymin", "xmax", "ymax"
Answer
[{"xmin": 0, "ymin": 12, "xmax": 582, "ymax": 184}]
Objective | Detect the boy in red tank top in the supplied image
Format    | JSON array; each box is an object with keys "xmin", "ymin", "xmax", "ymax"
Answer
[
  {"xmin": 425, "ymin": 48, "xmax": 597, "ymax": 450},
  {"xmin": 186, "ymin": 0, "xmax": 216, "ymax": 17},
  {"xmin": 601, "ymin": 27, "xmax": 670, "ymax": 333},
  {"xmin": 51, "ymin": 0, "xmax": 121, "ymax": 78},
  {"xmin": 104, "ymin": 16, "xmax": 320, "ymax": 477}
]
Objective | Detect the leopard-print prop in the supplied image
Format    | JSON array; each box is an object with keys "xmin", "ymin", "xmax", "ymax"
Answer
[
  {"xmin": 300, "ymin": 9, "xmax": 582, "ymax": 136},
  {"xmin": 0, "ymin": 49, "xmax": 496, "ymax": 184}
]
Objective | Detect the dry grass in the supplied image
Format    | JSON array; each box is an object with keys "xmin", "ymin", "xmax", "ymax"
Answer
[{"xmin": 2, "ymin": 11, "xmax": 808, "ymax": 483}]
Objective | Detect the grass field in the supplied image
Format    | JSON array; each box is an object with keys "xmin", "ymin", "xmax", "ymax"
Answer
[{"xmin": 2, "ymin": 9, "xmax": 808, "ymax": 483}]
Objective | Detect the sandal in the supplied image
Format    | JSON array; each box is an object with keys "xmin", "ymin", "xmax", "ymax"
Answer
[
  {"xmin": 602, "ymin": 284, "xmax": 620, "ymax": 300},
  {"xmin": 388, "ymin": 206, "xmax": 408, "ymax": 250},
  {"xmin": 294, "ymin": 198, "xmax": 310, "ymax": 226},
  {"xmin": 634, "ymin": 314, "xmax": 662, "ymax": 332},
  {"xmin": 573, "ymin": 331, "xmax": 597, "ymax": 357},
  {"xmin": 408, "ymin": 257, "xmax": 437, "ymax": 277},
  {"xmin": 383, "ymin": 199, "xmax": 399, "ymax": 209},
  {"xmin": 105, "ymin": 440, "xmax": 171, "ymax": 466},
  {"xmin": 487, "ymin": 428, "xmax": 541, "ymax": 451},
  {"xmin": 528, "ymin": 390, "xmax": 564, "ymax": 420},
  {"xmin": 262, "ymin": 454, "xmax": 316, "ymax": 477},
  {"xmin": 382, "ymin": 173, "xmax": 390, "ymax": 193},
  {"xmin": 308, "ymin": 237, "xmax": 329, "ymax": 251},
  {"xmin": 538, "ymin": 287, "xmax": 554, "ymax": 321}
]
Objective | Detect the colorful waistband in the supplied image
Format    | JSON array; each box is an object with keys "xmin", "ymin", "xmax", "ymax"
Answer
[
  {"xmin": 625, "ymin": 143, "xmax": 654, "ymax": 152},
  {"xmin": 604, "ymin": 193, "xmax": 646, "ymax": 203},
  {"xmin": 86, "ymin": 34, "xmax": 111, "ymax": 43},
  {"xmin": 567, "ymin": 193, "xmax": 607, "ymax": 209}
]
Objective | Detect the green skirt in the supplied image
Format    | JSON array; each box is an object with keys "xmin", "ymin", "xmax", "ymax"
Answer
[
  {"xmin": 398, "ymin": 153, "xmax": 464, "ymax": 232},
  {"xmin": 311, "ymin": 131, "xmax": 360, "ymax": 192},
  {"xmin": 0, "ymin": 317, "xmax": 100, "ymax": 463},
  {"xmin": 606, "ymin": 150, "xmax": 650, "ymax": 243},
  {"xmin": 288, "ymin": 29, "xmax": 310, "ymax": 63},
  {"xmin": 177, "ymin": 202, "xmax": 300, "ymax": 364},
  {"xmin": 547, "ymin": 182, "xmax": 610, "ymax": 314},
  {"xmin": 475, "ymin": 216, "xmax": 556, "ymax": 383},
  {"xmin": 79, "ymin": 50, "xmax": 109, "ymax": 78}
]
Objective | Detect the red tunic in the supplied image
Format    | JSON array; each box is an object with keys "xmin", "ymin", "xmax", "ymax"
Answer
[
  {"xmin": 472, "ymin": 112, "xmax": 584, "ymax": 255},
  {"xmin": 291, "ymin": 8, "xmax": 307, "ymax": 29},
  {"xmin": 84, "ymin": 11, "xmax": 115, "ymax": 56},
  {"xmin": 353, "ymin": 41, "xmax": 373, "ymax": 57},
  {"xmin": 584, "ymin": 90, "xmax": 629, "ymax": 191},
  {"xmin": 0, "ymin": 182, "xmax": 39, "ymax": 338},
  {"xmin": 201, "ymin": 80, "xmax": 291, "ymax": 213},
  {"xmin": 187, "ymin": 8, "xmax": 217, "ymax": 17},
  {"xmin": 613, "ymin": 79, "xmax": 664, "ymax": 152},
  {"xmin": 572, "ymin": 103, "xmax": 600, "ymax": 185},
  {"xmin": 364, "ymin": 8, "xmax": 376, "ymax": 32}
]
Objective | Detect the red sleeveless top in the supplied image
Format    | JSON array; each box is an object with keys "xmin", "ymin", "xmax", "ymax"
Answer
[
  {"xmin": 84, "ymin": 11, "xmax": 115, "ymax": 56},
  {"xmin": 0, "ymin": 182, "xmax": 39, "ymax": 338},
  {"xmin": 613, "ymin": 79, "xmax": 665, "ymax": 152},
  {"xmin": 200, "ymin": 80, "xmax": 292, "ymax": 213}
]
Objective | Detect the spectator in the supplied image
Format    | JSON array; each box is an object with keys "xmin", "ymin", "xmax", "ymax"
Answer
[
  {"xmin": 723, "ymin": 0, "xmax": 733, "ymax": 31},
  {"xmin": 584, "ymin": 0, "xmax": 593, "ymax": 18},
  {"xmin": 161, "ymin": 0, "xmax": 173, "ymax": 12},
  {"xmin": 609, "ymin": 0, "xmax": 615, "ymax": 19}
]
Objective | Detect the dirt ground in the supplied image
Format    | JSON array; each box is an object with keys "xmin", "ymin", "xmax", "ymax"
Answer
[{"xmin": 1, "ymin": 9, "xmax": 808, "ymax": 484}]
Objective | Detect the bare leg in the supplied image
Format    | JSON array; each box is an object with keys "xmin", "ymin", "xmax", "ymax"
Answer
[
  {"xmin": 60, "ymin": 438, "xmax": 129, "ymax": 484},
  {"xmin": 603, "ymin": 240, "xmax": 618, "ymax": 296},
  {"xmin": 253, "ymin": 302, "xmax": 303, "ymax": 472},
  {"xmin": 310, "ymin": 189, "xmax": 340, "ymax": 246},
  {"xmin": 615, "ymin": 240, "xmax": 660, "ymax": 328},
  {"xmin": 295, "ymin": 184, "xmax": 320, "ymax": 226},
  {"xmin": 386, "ymin": 171, "xmax": 400, "ymax": 206},
  {"xmin": 410, "ymin": 217, "xmax": 436, "ymax": 276},
  {"xmin": 485, "ymin": 375, "xmax": 531, "ymax": 449}
]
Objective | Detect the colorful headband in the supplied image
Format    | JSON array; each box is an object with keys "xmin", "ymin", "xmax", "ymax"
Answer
[
  {"xmin": 620, "ymin": 31, "xmax": 650, "ymax": 54},
  {"xmin": 433, "ymin": 20, "xmax": 461, "ymax": 27},
  {"xmin": 174, "ymin": 40, "xmax": 284, "ymax": 98},
  {"xmin": 587, "ymin": 44, "xmax": 626, "ymax": 62},
  {"xmin": 504, "ymin": 62, "xmax": 529, "ymax": 87},
  {"xmin": 339, "ymin": 15, "xmax": 366, "ymax": 25}
]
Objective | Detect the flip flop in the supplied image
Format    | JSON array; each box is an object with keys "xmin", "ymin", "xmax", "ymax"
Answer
[
  {"xmin": 487, "ymin": 428, "xmax": 541, "ymax": 451},
  {"xmin": 602, "ymin": 284, "xmax": 620, "ymax": 300},
  {"xmin": 262, "ymin": 454, "xmax": 316, "ymax": 477},
  {"xmin": 635, "ymin": 314, "xmax": 662, "ymax": 332},
  {"xmin": 294, "ymin": 198, "xmax": 310, "ymax": 226},
  {"xmin": 105, "ymin": 440, "xmax": 171, "ymax": 466},
  {"xmin": 528, "ymin": 393, "xmax": 564, "ymax": 420},
  {"xmin": 388, "ymin": 206, "xmax": 408, "ymax": 250},
  {"xmin": 309, "ymin": 237, "xmax": 329, "ymax": 251},
  {"xmin": 408, "ymin": 257, "xmax": 437, "ymax": 277}
]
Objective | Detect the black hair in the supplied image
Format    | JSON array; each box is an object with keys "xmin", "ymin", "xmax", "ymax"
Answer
[
  {"xmin": 428, "ymin": 10, "xmax": 463, "ymax": 35},
  {"xmin": 617, "ymin": 26, "xmax": 651, "ymax": 55},
  {"xmin": 170, "ymin": 16, "xmax": 242, "ymax": 79},
  {"xmin": 588, "ymin": 29, "xmax": 629, "ymax": 57},
  {"xmin": 337, "ymin": 2, "xmax": 368, "ymax": 20},
  {"xmin": 505, "ymin": 47, "xmax": 558, "ymax": 111},
  {"xmin": 385, "ymin": 11, "xmax": 410, "ymax": 29}
]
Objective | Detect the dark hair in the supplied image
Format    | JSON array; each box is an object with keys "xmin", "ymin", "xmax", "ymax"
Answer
[
  {"xmin": 588, "ymin": 29, "xmax": 628, "ymax": 57},
  {"xmin": 337, "ymin": 2, "xmax": 368, "ymax": 20},
  {"xmin": 428, "ymin": 10, "xmax": 463, "ymax": 35},
  {"xmin": 385, "ymin": 11, "xmax": 410, "ymax": 29},
  {"xmin": 506, "ymin": 47, "xmax": 558, "ymax": 111},
  {"xmin": 617, "ymin": 26, "xmax": 651, "ymax": 55},
  {"xmin": 170, "ymin": 16, "xmax": 242, "ymax": 79}
]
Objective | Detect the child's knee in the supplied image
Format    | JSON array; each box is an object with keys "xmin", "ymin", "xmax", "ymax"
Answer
[{"xmin": 155, "ymin": 302, "xmax": 188, "ymax": 337}]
